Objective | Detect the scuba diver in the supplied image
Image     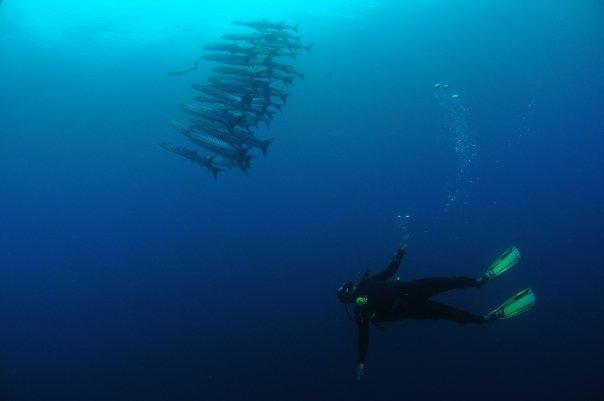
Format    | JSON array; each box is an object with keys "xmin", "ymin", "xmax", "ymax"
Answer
[{"xmin": 337, "ymin": 237, "xmax": 535, "ymax": 380}]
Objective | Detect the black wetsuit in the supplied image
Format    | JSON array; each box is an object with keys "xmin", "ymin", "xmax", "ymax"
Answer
[{"xmin": 354, "ymin": 251, "xmax": 484, "ymax": 364}]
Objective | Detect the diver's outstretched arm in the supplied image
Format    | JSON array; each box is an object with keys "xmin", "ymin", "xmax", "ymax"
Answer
[
  {"xmin": 356, "ymin": 318, "xmax": 369, "ymax": 380},
  {"xmin": 370, "ymin": 236, "xmax": 408, "ymax": 281}
]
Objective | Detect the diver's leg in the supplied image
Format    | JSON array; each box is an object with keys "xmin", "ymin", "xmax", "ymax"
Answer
[
  {"xmin": 408, "ymin": 300, "xmax": 485, "ymax": 324},
  {"xmin": 399, "ymin": 277, "xmax": 480, "ymax": 299}
]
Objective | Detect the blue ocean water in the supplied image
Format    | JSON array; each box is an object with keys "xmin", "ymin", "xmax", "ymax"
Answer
[{"xmin": 1, "ymin": 1, "xmax": 603, "ymax": 400}]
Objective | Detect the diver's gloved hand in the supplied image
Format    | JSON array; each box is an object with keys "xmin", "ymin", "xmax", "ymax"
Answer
[
  {"xmin": 475, "ymin": 276, "xmax": 487, "ymax": 288},
  {"xmin": 356, "ymin": 363, "xmax": 365, "ymax": 381}
]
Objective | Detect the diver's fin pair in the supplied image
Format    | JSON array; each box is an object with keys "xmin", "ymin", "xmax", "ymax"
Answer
[
  {"xmin": 484, "ymin": 246, "xmax": 521, "ymax": 280},
  {"xmin": 482, "ymin": 247, "xmax": 534, "ymax": 321},
  {"xmin": 486, "ymin": 288, "xmax": 536, "ymax": 321}
]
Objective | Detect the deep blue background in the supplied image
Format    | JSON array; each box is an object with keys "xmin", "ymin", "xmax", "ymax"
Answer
[{"xmin": 1, "ymin": 1, "xmax": 603, "ymax": 400}]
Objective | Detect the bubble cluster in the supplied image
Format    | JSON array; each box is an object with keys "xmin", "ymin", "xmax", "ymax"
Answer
[
  {"xmin": 517, "ymin": 99, "xmax": 535, "ymax": 139},
  {"xmin": 395, "ymin": 212, "xmax": 412, "ymax": 240},
  {"xmin": 434, "ymin": 84, "xmax": 477, "ymax": 210}
]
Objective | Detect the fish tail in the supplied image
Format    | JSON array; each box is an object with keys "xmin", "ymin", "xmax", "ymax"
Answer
[
  {"xmin": 260, "ymin": 138, "xmax": 274, "ymax": 155},
  {"xmin": 210, "ymin": 163, "xmax": 223, "ymax": 180},
  {"xmin": 241, "ymin": 93, "xmax": 253, "ymax": 108}
]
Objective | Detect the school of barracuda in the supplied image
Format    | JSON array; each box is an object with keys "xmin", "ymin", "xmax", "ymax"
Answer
[{"xmin": 161, "ymin": 20, "xmax": 310, "ymax": 178}]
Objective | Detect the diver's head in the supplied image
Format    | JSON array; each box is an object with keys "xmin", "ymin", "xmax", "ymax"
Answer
[{"xmin": 337, "ymin": 281, "xmax": 357, "ymax": 304}]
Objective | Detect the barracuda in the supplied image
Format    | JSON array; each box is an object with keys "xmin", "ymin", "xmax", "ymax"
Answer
[
  {"xmin": 178, "ymin": 103, "xmax": 245, "ymax": 132},
  {"xmin": 164, "ymin": 119, "xmax": 190, "ymax": 133},
  {"xmin": 166, "ymin": 57, "xmax": 202, "ymax": 76},
  {"xmin": 190, "ymin": 120, "xmax": 252, "ymax": 137},
  {"xmin": 212, "ymin": 66, "xmax": 259, "ymax": 78},
  {"xmin": 262, "ymin": 59, "xmax": 305, "ymax": 79},
  {"xmin": 201, "ymin": 54, "xmax": 252, "ymax": 66},
  {"xmin": 192, "ymin": 125, "xmax": 246, "ymax": 147},
  {"xmin": 194, "ymin": 94, "xmax": 234, "ymax": 107},
  {"xmin": 212, "ymin": 156, "xmax": 253, "ymax": 175},
  {"xmin": 193, "ymin": 124, "xmax": 273, "ymax": 155},
  {"xmin": 209, "ymin": 82, "xmax": 253, "ymax": 96},
  {"xmin": 182, "ymin": 129, "xmax": 244, "ymax": 159},
  {"xmin": 263, "ymin": 30, "xmax": 301, "ymax": 42},
  {"xmin": 208, "ymin": 75, "xmax": 270, "ymax": 90},
  {"xmin": 221, "ymin": 33, "xmax": 266, "ymax": 42},
  {"xmin": 254, "ymin": 69, "xmax": 295, "ymax": 86},
  {"xmin": 158, "ymin": 142, "xmax": 222, "ymax": 179},
  {"xmin": 206, "ymin": 83, "xmax": 282, "ymax": 112},
  {"xmin": 231, "ymin": 20, "xmax": 300, "ymax": 32},
  {"xmin": 203, "ymin": 43, "xmax": 257, "ymax": 55},
  {"xmin": 192, "ymin": 84, "xmax": 252, "ymax": 108},
  {"xmin": 251, "ymin": 46, "xmax": 298, "ymax": 60},
  {"xmin": 272, "ymin": 40, "xmax": 311, "ymax": 53},
  {"xmin": 238, "ymin": 132, "xmax": 273, "ymax": 155}
]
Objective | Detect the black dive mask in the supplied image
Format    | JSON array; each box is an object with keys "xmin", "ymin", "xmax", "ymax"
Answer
[{"xmin": 337, "ymin": 281, "xmax": 355, "ymax": 303}]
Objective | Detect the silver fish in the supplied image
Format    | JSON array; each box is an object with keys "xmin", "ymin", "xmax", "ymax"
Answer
[
  {"xmin": 158, "ymin": 142, "xmax": 221, "ymax": 179},
  {"xmin": 231, "ymin": 20, "xmax": 300, "ymax": 32},
  {"xmin": 192, "ymin": 84, "xmax": 252, "ymax": 108},
  {"xmin": 203, "ymin": 43, "xmax": 257, "ymax": 55},
  {"xmin": 166, "ymin": 57, "xmax": 202, "ymax": 76},
  {"xmin": 202, "ymin": 54, "xmax": 252, "ymax": 66},
  {"xmin": 179, "ymin": 103, "xmax": 244, "ymax": 131},
  {"xmin": 182, "ymin": 129, "xmax": 247, "ymax": 163}
]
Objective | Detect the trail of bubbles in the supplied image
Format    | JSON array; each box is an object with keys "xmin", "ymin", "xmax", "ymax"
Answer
[
  {"xmin": 517, "ymin": 99, "xmax": 535, "ymax": 139},
  {"xmin": 434, "ymin": 84, "xmax": 477, "ymax": 211},
  {"xmin": 395, "ymin": 212, "xmax": 412, "ymax": 242}
]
